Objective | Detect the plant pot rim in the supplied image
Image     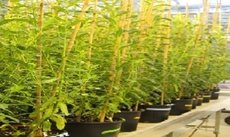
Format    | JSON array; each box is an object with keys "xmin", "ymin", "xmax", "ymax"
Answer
[{"xmin": 118, "ymin": 110, "xmax": 141, "ymax": 113}]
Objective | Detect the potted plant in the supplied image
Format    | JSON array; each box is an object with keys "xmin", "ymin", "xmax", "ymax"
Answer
[
  {"xmin": 0, "ymin": 0, "xmax": 87, "ymax": 136},
  {"xmin": 137, "ymin": 0, "xmax": 172, "ymax": 123},
  {"xmin": 197, "ymin": 2, "xmax": 229, "ymax": 103},
  {"xmin": 169, "ymin": 1, "xmax": 217, "ymax": 114},
  {"xmin": 111, "ymin": 0, "xmax": 144, "ymax": 132},
  {"xmin": 64, "ymin": 0, "xmax": 138, "ymax": 136},
  {"xmin": 168, "ymin": 13, "xmax": 196, "ymax": 115}
]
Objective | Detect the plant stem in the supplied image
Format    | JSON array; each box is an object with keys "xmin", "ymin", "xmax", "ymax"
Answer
[
  {"xmin": 98, "ymin": 0, "xmax": 127, "ymax": 122},
  {"xmin": 25, "ymin": 0, "xmax": 29, "ymax": 16},
  {"xmin": 152, "ymin": 1, "xmax": 164, "ymax": 63},
  {"xmin": 34, "ymin": 0, "xmax": 44, "ymax": 136},
  {"xmin": 202, "ymin": 0, "xmax": 209, "ymax": 25},
  {"xmin": 227, "ymin": 16, "xmax": 230, "ymax": 33},
  {"xmin": 182, "ymin": 2, "xmax": 209, "ymax": 97},
  {"xmin": 200, "ymin": 0, "xmax": 210, "ymax": 65},
  {"xmin": 131, "ymin": 0, "xmax": 153, "ymax": 108},
  {"xmin": 88, "ymin": 0, "xmax": 97, "ymax": 66},
  {"xmin": 51, "ymin": 0, "xmax": 89, "ymax": 96},
  {"xmin": 116, "ymin": 0, "xmax": 132, "ymax": 86},
  {"xmin": 186, "ymin": 13, "xmax": 204, "ymax": 72},
  {"xmin": 161, "ymin": 0, "xmax": 171, "ymax": 105},
  {"xmin": 73, "ymin": 0, "xmax": 97, "ymax": 123},
  {"xmin": 145, "ymin": 0, "xmax": 154, "ymax": 26},
  {"xmin": 212, "ymin": 1, "xmax": 221, "ymax": 29},
  {"xmin": 138, "ymin": 0, "xmax": 152, "ymax": 48},
  {"xmin": 134, "ymin": 101, "xmax": 139, "ymax": 111}
]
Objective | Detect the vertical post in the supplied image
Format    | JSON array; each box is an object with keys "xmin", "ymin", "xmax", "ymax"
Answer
[{"xmin": 214, "ymin": 110, "xmax": 221, "ymax": 137}]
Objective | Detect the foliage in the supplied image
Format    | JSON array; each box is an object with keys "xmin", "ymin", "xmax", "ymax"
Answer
[{"xmin": 0, "ymin": 0, "xmax": 229, "ymax": 136}]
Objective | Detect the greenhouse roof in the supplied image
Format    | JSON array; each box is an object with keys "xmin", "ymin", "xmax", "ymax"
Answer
[{"xmin": 172, "ymin": 0, "xmax": 230, "ymax": 6}]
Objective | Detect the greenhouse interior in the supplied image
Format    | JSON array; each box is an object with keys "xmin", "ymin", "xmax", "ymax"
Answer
[{"xmin": 1, "ymin": 0, "xmax": 230, "ymax": 137}]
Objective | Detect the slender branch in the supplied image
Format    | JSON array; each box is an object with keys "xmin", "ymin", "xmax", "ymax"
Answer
[
  {"xmin": 212, "ymin": 2, "xmax": 221, "ymax": 30},
  {"xmin": 186, "ymin": 0, "xmax": 210, "ymax": 80},
  {"xmin": 152, "ymin": 1, "xmax": 164, "ymax": 62},
  {"xmin": 51, "ymin": 0, "xmax": 89, "ymax": 96},
  {"xmin": 116, "ymin": 0, "xmax": 131, "ymax": 86},
  {"xmin": 98, "ymin": 0, "xmax": 127, "ymax": 122},
  {"xmin": 227, "ymin": 16, "xmax": 230, "ymax": 34},
  {"xmin": 202, "ymin": 0, "xmax": 209, "ymax": 25},
  {"xmin": 88, "ymin": 0, "xmax": 98, "ymax": 66},
  {"xmin": 161, "ymin": 0, "xmax": 171, "ymax": 105},
  {"xmin": 35, "ymin": 0, "xmax": 44, "ymax": 136}
]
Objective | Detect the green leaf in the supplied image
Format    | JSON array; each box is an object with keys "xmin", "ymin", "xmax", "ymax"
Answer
[
  {"xmin": 0, "ymin": 18, "xmax": 31, "ymax": 26},
  {"xmin": 0, "ymin": 104, "xmax": 8, "ymax": 110},
  {"xmin": 115, "ymin": 28, "xmax": 123, "ymax": 37},
  {"xmin": 9, "ymin": 85, "xmax": 24, "ymax": 92},
  {"xmin": 42, "ymin": 78, "xmax": 58, "ymax": 84},
  {"xmin": 43, "ymin": 106, "xmax": 53, "ymax": 120},
  {"xmin": 51, "ymin": 115, "xmax": 66, "ymax": 130},
  {"xmin": 42, "ymin": 120, "xmax": 51, "ymax": 132},
  {"xmin": 58, "ymin": 102, "xmax": 69, "ymax": 116},
  {"xmin": 0, "ymin": 113, "xmax": 19, "ymax": 123},
  {"xmin": 0, "ymin": 115, "xmax": 6, "ymax": 123},
  {"xmin": 102, "ymin": 15, "xmax": 116, "ymax": 25}
]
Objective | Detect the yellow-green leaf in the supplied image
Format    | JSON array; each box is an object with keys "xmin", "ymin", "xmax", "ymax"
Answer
[{"xmin": 58, "ymin": 102, "xmax": 69, "ymax": 116}]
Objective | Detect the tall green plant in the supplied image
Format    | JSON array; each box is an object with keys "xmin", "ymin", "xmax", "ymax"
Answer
[
  {"xmin": 0, "ymin": 0, "xmax": 92, "ymax": 135},
  {"xmin": 142, "ymin": 0, "xmax": 174, "ymax": 105},
  {"xmin": 34, "ymin": 0, "xmax": 44, "ymax": 136},
  {"xmin": 203, "ymin": 2, "xmax": 229, "ymax": 88}
]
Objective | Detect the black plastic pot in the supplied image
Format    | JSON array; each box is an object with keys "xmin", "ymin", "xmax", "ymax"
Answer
[
  {"xmin": 210, "ymin": 87, "xmax": 220, "ymax": 100},
  {"xmin": 210, "ymin": 91, "xmax": 219, "ymax": 100},
  {"xmin": 192, "ymin": 98, "xmax": 198, "ymax": 109},
  {"xmin": 65, "ymin": 119, "xmax": 122, "ymax": 137},
  {"xmin": 197, "ymin": 97, "xmax": 203, "ymax": 106},
  {"xmin": 225, "ymin": 116, "xmax": 230, "ymax": 125},
  {"xmin": 202, "ymin": 94, "xmax": 211, "ymax": 103},
  {"xmin": 113, "ymin": 111, "xmax": 141, "ymax": 132},
  {"xmin": 170, "ymin": 98, "xmax": 193, "ymax": 115},
  {"xmin": 139, "ymin": 105, "xmax": 171, "ymax": 123}
]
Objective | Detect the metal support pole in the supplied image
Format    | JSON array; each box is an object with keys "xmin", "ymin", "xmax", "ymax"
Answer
[
  {"xmin": 214, "ymin": 110, "xmax": 221, "ymax": 137},
  {"xmin": 188, "ymin": 115, "xmax": 211, "ymax": 137}
]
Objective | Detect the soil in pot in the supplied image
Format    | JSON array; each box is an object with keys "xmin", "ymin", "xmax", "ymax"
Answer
[
  {"xmin": 192, "ymin": 98, "xmax": 198, "ymax": 109},
  {"xmin": 0, "ymin": 123, "xmax": 29, "ymax": 137},
  {"xmin": 65, "ymin": 118, "xmax": 122, "ymax": 137},
  {"xmin": 170, "ymin": 98, "xmax": 193, "ymax": 115},
  {"xmin": 113, "ymin": 111, "xmax": 141, "ymax": 132},
  {"xmin": 139, "ymin": 105, "xmax": 171, "ymax": 123}
]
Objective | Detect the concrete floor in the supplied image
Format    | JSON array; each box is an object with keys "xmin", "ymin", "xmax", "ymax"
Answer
[
  {"xmin": 171, "ymin": 90, "xmax": 230, "ymax": 137},
  {"xmin": 119, "ymin": 89, "xmax": 230, "ymax": 137},
  {"xmin": 176, "ymin": 111, "xmax": 230, "ymax": 137}
]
